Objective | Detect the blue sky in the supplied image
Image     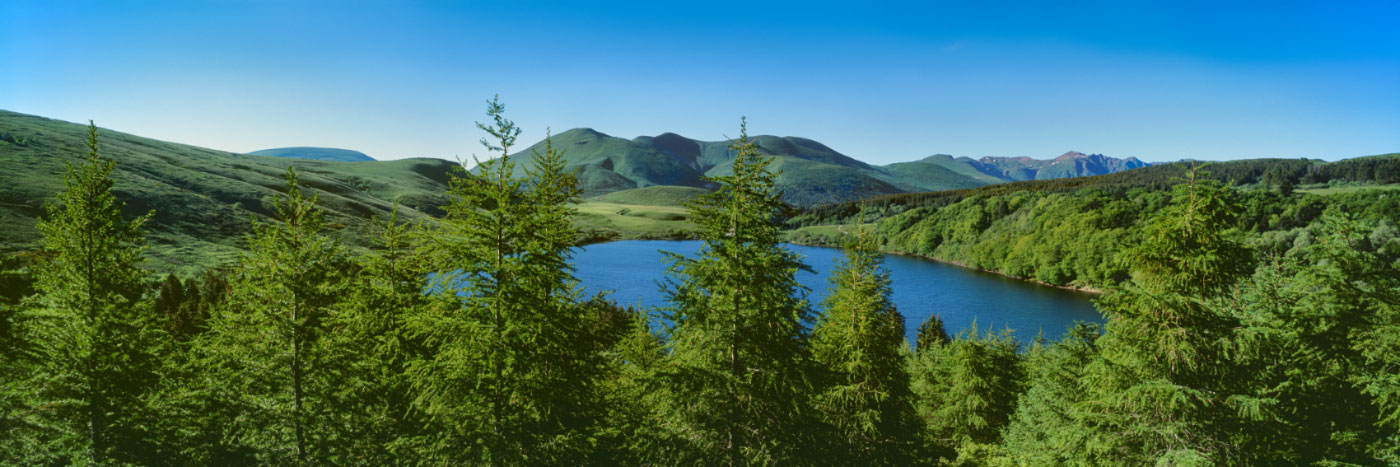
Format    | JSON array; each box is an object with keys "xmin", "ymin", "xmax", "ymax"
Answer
[{"xmin": 2, "ymin": 0, "xmax": 1397, "ymax": 163}]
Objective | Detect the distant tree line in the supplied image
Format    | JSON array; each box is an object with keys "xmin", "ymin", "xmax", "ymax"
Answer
[
  {"xmin": 794, "ymin": 154, "xmax": 1400, "ymax": 228},
  {"xmin": 1, "ymin": 107, "xmax": 1398, "ymax": 465}
]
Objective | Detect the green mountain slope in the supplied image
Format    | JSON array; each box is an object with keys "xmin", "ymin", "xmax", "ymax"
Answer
[
  {"xmin": 588, "ymin": 185, "xmax": 710, "ymax": 206},
  {"xmin": 248, "ymin": 146, "xmax": 376, "ymax": 162},
  {"xmin": 500, "ymin": 128, "xmax": 966, "ymax": 206},
  {"xmin": 0, "ymin": 110, "xmax": 456, "ymax": 274},
  {"xmin": 493, "ymin": 129, "xmax": 1157, "ymax": 207}
]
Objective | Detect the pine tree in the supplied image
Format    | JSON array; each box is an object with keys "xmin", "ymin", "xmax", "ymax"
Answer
[
  {"xmin": 1001, "ymin": 323, "xmax": 1101, "ymax": 465},
  {"xmin": 914, "ymin": 313, "xmax": 950, "ymax": 352},
  {"xmin": 809, "ymin": 222, "xmax": 919, "ymax": 464},
  {"xmin": 196, "ymin": 167, "xmax": 355, "ymax": 463},
  {"xmin": 12, "ymin": 121, "xmax": 161, "ymax": 463},
  {"xmin": 658, "ymin": 118, "xmax": 816, "ymax": 465},
  {"xmin": 407, "ymin": 97, "xmax": 600, "ymax": 463},
  {"xmin": 1076, "ymin": 166, "xmax": 1254, "ymax": 464},
  {"xmin": 909, "ymin": 323, "xmax": 1024, "ymax": 458},
  {"xmin": 338, "ymin": 204, "xmax": 435, "ymax": 460},
  {"xmin": 594, "ymin": 305, "xmax": 671, "ymax": 464}
]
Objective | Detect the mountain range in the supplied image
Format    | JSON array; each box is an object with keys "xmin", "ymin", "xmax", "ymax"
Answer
[
  {"xmin": 0, "ymin": 109, "xmax": 1155, "ymax": 271},
  {"xmin": 498, "ymin": 128, "xmax": 1150, "ymax": 206}
]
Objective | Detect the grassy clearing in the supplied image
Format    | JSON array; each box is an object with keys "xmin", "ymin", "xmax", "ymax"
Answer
[
  {"xmin": 573, "ymin": 201, "xmax": 696, "ymax": 243},
  {"xmin": 1296, "ymin": 183, "xmax": 1400, "ymax": 195},
  {"xmin": 588, "ymin": 185, "xmax": 709, "ymax": 206}
]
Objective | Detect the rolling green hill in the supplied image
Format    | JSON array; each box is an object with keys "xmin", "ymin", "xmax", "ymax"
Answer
[
  {"xmin": 248, "ymin": 146, "xmax": 376, "ymax": 162},
  {"xmin": 588, "ymin": 185, "xmax": 710, "ymax": 206},
  {"xmin": 16, "ymin": 108, "xmax": 1373, "ymax": 276},
  {"xmin": 0, "ymin": 110, "xmax": 456, "ymax": 275}
]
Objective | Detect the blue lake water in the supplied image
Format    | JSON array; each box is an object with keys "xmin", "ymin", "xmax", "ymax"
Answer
[{"xmin": 572, "ymin": 240, "xmax": 1104, "ymax": 347}]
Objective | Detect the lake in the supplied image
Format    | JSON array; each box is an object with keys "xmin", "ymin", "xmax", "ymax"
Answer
[{"xmin": 573, "ymin": 240, "xmax": 1104, "ymax": 347}]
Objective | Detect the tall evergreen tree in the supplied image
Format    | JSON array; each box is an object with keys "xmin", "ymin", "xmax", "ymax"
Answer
[
  {"xmin": 1076, "ymin": 167, "xmax": 1254, "ymax": 464},
  {"xmin": 407, "ymin": 97, "xmax": 600, "ymax": 463},
  {"xmin": 339, "ymin": 204, "xmax": 435, "ymax": 460},
  {"xmin": 909, "ymin": 323, "xmax": 1025, "ymax": 459},
  {"xmin": 658, "ymin": 118, "xmax": 816, "ymax": 465},
  {"xmin": 8, "ymin": 121, "xmax": 161, "ymax": 463},
  {"xmin": 809, "ymin": 222, "xmax": 919, "ymax": 464},
  {"xmin": 596, "ymin": 306, "xmax": 672, "ymax": 464},
  {"xmin": 914, "ymin": 313, "xmax": 950, "ymax": 352},
  {"xmin": 195, "ymin": 167, "xmax": 355, "ymax": 463},
  {"xmin": 1001, "ymin": 323, "xmax": 1101, "ymax": 465}
]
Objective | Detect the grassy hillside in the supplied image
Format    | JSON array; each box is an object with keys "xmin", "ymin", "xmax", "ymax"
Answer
[
  {"xmin": 0, "ymin": 110, "xmax": 458, "ymax": 275},
  {"xmin": 0, "ymin": 110, "xmax": 710, "ymax": 275},
  {"xmin": 877, "ymin": 159, "xmax": 990, "ymax": 192},
  {"xmin": 248, "ymin": 147, "xmax": 376, "ymax": 162},
  {"xmin": 588, "ymin": 185, "xmax": 710, "ymax": 206},
  {"xmin": 573, "ymin": 201, "xmax": 695, "ymax": 243}
]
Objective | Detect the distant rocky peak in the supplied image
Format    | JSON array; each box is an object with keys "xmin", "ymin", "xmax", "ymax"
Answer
[{"xmin": 1055, "ymin": 151, "xmax": 1088, "ymax": 161}]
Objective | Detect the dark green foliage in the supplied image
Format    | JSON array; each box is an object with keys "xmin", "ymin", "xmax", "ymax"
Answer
[
  {"xmin": 4, "ymin": 122, "xmax": 162, "ymax": 464},
  {"xmin": 795, "ymin": 156, "xmax": 1398, "ymax": 229},
  {"xmin": 192, "ymin": 167, "xmax": 357, "ymax": 463},
  {"xmin": 658, "ymin": 118, "xmax": 818, "ymax": 464},
  {"xmin": 1001, "ymin": 323, "xmax": 1101, "ymax": 465},
  {"xmin": 153, "ymin": 273, "xmax": 218, "ymax": 342},
  {"xmin": 914, "ymin": 313, "xmax": 950, "ymax": 352},
  {"xmin": 1075, "ymin": 168, "xmax": 1255, "ymax": 464},
  {"xmin": 593, "ymin": 305, "xmax": 671, "ymax": 465},
  {"xmin": 909, "ymin": 324, "xmax": 1026, "ymax": 457},
  {"xmin": 406, "ymin": 98, "xmax": 605, "ymax": 463},
  {"xmin": 337, "ymin": 204, "xmax": 436, "ymax": 460},
  {"xmin": 1303, "ymin": 153, "xmax": 1400, "ymax": 185},
  {"xmin": 810, "ymin": 223, "xmax": 920, "ymax": 464}
]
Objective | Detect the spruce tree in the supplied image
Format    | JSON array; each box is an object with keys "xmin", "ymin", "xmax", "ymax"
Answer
[
  {"xmin": 1236, "ymin": 210, "xmax": 1400, "ymax": 462},
  {"xmin": 914, "ymin": 313, "xmax": 950, "ymax": 352},
  {"xmin": 809, "ymin": 222, "xmax": 919, "ymax": 464},
  {"xmin": 658, "ymin": 118, "xmax": 815, "ymax": 465},
  {"xmin": 1001, "ymin": 323, "xmax": 1101, "ymax": 465},
  {"xmin": 14, "ymin": 121, "xmax": 161, "ymax": 463},
  {"xmin": 909, "ymin": 324, "xmax": 1024, "ymax": 458},
  {"xmin": 407, "ymin": 97, "xmax": 600, "ymax": 463},
  {"xmin": 339, "ymin": 204, "xmax": 435, "ymax": 460},
  {"xmin": 1076, "ymin": 166, "xmax": 1254, "ymax": 464},
  {"xmin": 196, "ymin": 167, "xmax": 354, "ymax": 463}
]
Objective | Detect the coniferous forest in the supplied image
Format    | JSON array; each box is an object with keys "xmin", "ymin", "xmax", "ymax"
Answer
[{"xmin": 2, "ymin": 98, "xmax": 1399, "ymax": 466}]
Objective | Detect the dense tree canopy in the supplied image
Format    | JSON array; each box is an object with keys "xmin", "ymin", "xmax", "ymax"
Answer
[{"xmin": 2, "ymin": 114, "xmax": 1397, "ymax": 465}]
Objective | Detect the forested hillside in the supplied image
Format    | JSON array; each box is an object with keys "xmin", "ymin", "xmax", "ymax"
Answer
[
  {"xmin": 790, "ymin": 155, "xmax": 1400, "ymax": 291},
  {"xmin": 2, "ymin": 102, "xmax": 1397, "ymax": 464}
]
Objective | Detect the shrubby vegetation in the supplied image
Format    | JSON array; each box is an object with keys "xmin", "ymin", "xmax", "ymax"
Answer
[{"xmin": 2, "ymin": 108, "xmax": 1397, "ymax": 465}]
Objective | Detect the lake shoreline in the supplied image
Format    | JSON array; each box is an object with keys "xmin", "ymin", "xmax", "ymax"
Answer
[
  {"xmin": 882, "ymin": 251, "xmax": 1105, "ymax": 295},
  {"xmin": 784, "ymin": 238, "xmax": 1104, "ymax": 296}
]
